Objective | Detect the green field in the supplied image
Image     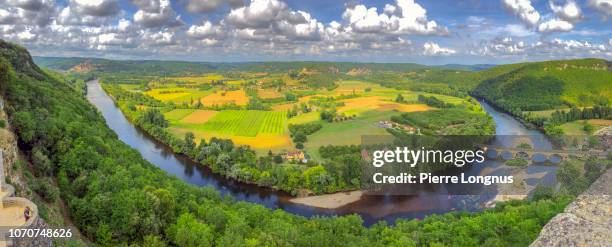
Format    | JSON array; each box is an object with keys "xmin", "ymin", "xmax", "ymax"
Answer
[
  {"xmin": 305, "ymin": 110, "xmax": 395, "ymax": 160},
  {"xmin": 199, "ymin": 110, "xmax": 286, "ymax": 137},
  {"xmin": 560, "ymin": 119, "xmax": 612, "ymax": 135},
  {"xmin": 164, "ymin": 108, "xmax": 195, "ymax": 122}
]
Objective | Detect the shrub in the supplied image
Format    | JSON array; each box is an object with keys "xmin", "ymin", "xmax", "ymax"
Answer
[
  {"xmin": 531, "ymin": 185, "xmax": 555, "ymax": 201},
  {"xmin": 506, "ymin": 158, "xmax": 528, "ymax": 167},
  {"xmin": 32, "ymin": 178, "xmax": 59, "ymax": 203}
]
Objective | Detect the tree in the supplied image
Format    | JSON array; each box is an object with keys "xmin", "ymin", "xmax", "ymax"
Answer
[
  {"xmin": 293, "ymin": 131, "xmax": 307, "ymax": 143},
  {"xmin": 215, "ymin": 153, "xmax": 232, "ymax": 173},
  {"xmin": 531, "ymin": 185, "xmax": 554, "ymax": 201},
  {"xmin": 583, "ymin": 121, "xmax": 594, "ymax": 134},
  {"xmin": 32, "ymin": 147, "xmax": 52, "ymax": 176},
  {"xmin": 170, "ymin": 213, "xmax": 214, "ymax": 247},
  {"xmin": 303, "ymin": 165, "xmax": 334, "ymax": 194},
  {"xmin": 143, "ymin": 235, "xmax": 167, "ymax": 247},
  {"xmin": 395, "ymin": 94, "xmax": 404, "ymax": 103},
  {"xmin": 138, "ymin": 109, "xmax": 168, "ymax": 128},
  {"xmin": 285, "ymin": 92, "xmax": 297, "ymax": 101},
  {"xmin": 320, "ymin": 109, "xmax": 336, "ymax": 122},
  {"xmin": 183, "ymin": 132, "xmax": 196, "ymax": 155},
  {"xmin": 274, "ymin": 155, "xmax": 283, "ymax": 164}
]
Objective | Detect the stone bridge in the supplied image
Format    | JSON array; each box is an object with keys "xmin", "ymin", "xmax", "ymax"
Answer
[{"xmin": 482, "ymin": 146, "xmax": 607, "ymax": 163}]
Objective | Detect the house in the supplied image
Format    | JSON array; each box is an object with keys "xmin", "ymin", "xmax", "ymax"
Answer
[
  {"xmin": 377, "ymin": 121, "xmax": 417, "ymax": 134},
  {"xmin": 283, "ymin": 150, "xmax": 306, "ymax": 162},
  {"xmin": 377, "ymin": 121, "xmax": 394, "ymax": 129},
  {"xmin": 360, "ymin": 149, "xmax": 371, "ymax": 161}
]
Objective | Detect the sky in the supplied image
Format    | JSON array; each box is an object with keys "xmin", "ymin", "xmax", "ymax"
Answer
[{"xmin": 0, "ymin": 0, "xmax": 611, "ymax": 64}]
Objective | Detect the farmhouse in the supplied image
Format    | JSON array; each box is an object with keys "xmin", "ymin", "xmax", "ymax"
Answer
[
  {"xmin": 283, "ymin": 150, "xmax": 306, "ymax": 162},
  {"xmin": 377, "ymin": 121, "xmax": 417, "ymax": 134},
  {"xmin": 377, "ymin": 120, "xmax": 394, "ymax": 128}
]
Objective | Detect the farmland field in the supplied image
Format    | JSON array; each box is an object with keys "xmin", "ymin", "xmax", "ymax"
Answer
[
  {"xmin": 559, "ymin": 119, "xmax": 612, "ymax": 135},
  {"xmin": 305, "ymin": 110, "xmax": 396, "ymax": 160},
  {"xmin": 258, "ymin": 88, "xmax": 284, "ymax": 99},
  {"xmin": 146, "ymin": 87, "xmax": 213, "ymax": 104},
  {"xmin": 169, "ymin": 74, "xmax": 225, "ymax": 83},
  {"xmin": 198, "ymin": 110, "xmax": 286, "ymax": 137},
  {"xmin": 337, "ymin": 96, "xmax": 431, "ymax": 116},
  {"xmin": 164, "ymin": 109, "xmax": 195, "ymax": 122},
  {"xmin": 111, "ymin": 71, "xmax": 486, "ymax": 158},
  {"xmin": 200, "ymin": 90, "xmax": 248, "ymax": 106},
  {"xmin": 181, "ymin": 110, "xmax": 218, "ymax": 124}
]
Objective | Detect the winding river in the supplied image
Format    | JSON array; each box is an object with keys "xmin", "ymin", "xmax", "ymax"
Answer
[{"xmin": 86, "ymin": 79, "xmax": 557, "ymax": 225}]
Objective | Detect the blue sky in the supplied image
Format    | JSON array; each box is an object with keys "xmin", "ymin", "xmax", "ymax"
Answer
[{"xmin": 0, "ymin": 0, "xmax": 610, "ymax": 64}]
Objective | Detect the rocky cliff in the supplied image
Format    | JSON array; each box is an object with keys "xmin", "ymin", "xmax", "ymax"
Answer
[{"xmin": 530, "ymin": 168, "xmax": 611, "ymax": 246}]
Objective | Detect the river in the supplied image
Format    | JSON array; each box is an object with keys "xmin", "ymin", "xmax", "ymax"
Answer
[{"xmin": 86, "ymin": 79, "xmax": 557, "ymax": 225}]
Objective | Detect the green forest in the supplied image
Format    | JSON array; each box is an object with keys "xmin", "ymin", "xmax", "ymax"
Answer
[
  {"xmin": 472, "ymin": 59, "xmax": 611, "ymax": 114},
  {"xmin": 1, "ymin": 40, "xmax": 610, "ymax": 246}
]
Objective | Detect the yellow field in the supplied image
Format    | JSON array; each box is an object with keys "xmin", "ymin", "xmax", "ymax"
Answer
[
  {"xmin": 170, "ymin": 127, "xmax": 291, "ymax": 153},
  {"xmin": 338, "ymin": 96, "xmax": 431, "ymax": 116},
  {"xmin": 378, "ymin": 103, "xmax": 431, "ymax": 112},
  {"xmin": 145, "ymin": 87, "xmax": 213, "ymax": 104},
  {"xmin": 298, "ymin": 94, "xmax": 320, "ymax": 103},
  {"xmin": 332, "ymin": 80, "xmax": 386, "ymax": 96},
  {"xmin": 119, "ymin": 84, "xmax": 140, "ymax": 91},
  {"xmin": 169, "ymin": 74, "xmax": 225, "ymax": 84},
  {"xmin": 288, "ymin": 111, "xmax": 320, "ymax": 124},
  {"xmin": 181, "ymin": 110, "xmax": 218, "ymax": 124},
  {"xmin": 145, "ymin": 88, "xmax": 191, "ymax": 101},
  {"xmin": 200, "ymin": 90, "xmax": 248, "ymax": 106},
  {"xmin": 272, "ymin": 103, "xmax": 295, "ymax": 111},
  {"xmin": 231, "ymin": 134, "xmax": 292, "ymax": 151},
  {"xmin": 258, "ymin": 89, "xmax": 283, "ymax": 99},
  {"xmin": 587, "ymin": 119, "xmax": 612, "ymax": 126},
  {"xmin": 226, "ymin": 79, "xmax": 247, "ymax": 85}
]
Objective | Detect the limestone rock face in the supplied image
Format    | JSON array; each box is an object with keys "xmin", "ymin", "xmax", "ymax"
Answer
[
  {"xmin": 13, "ymin": 218, "xmax": 53, "ymax": 247},
  {"xmin": 530, "ymin": 169, "xmax": 612, "ymax": 247}
]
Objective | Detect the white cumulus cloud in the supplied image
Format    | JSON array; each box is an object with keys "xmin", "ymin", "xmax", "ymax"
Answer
[
  {"xmin": 588, "ymin": 0, "xmax": 612, "ymax": 17},
  {"xmin": 538, "ymin": 19, "xmax": 574, "ymax": 33},
  {"xmin": 549, "ymin": 0, "xmax": 582, "ymax": 22},
  {"xmin": 423, "ymin": 42, "xmax": 456, "ymax": 55},
  {"xmin": 133, "ymin": 0, "xmax": 183, "ymax": 28},
  {"xmin": 342, "ymin": 0, "xmax": 448, "ymax": 35},
  {"xmin": 502, "ymin": 0, "xmax": 541, "ymax": 26},
  {"xmin": 226, "ymin": 0, "xmax": 286, "ymax": 29},
  {"xmin": 71, "ymin": 0, "xmax": 120, "ymax": 17},
  {"xmin": 186, "ymin": 0, "xmax": 244, "ymax": 13},
  {"xmin": 187, "ymin": 20, "xmax": 224, "ymax": 40}
]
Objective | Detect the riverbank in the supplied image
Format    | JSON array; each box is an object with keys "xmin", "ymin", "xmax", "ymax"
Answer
[{"xmin": 289, "ymin": 191, "xmax": 363, "ymax": 209}]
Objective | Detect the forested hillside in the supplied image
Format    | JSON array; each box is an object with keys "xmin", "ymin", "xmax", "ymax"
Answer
[
  {"xmin": 0, "ymin": 40, "xmax": 583, "ymax": 246},
  {"xmin": 34, "ymin": 56, "xmax": 428, "ymax": 76},
  {"xmin": 472, "ymin": 59, "xmax": 611, "ymax": 114}
]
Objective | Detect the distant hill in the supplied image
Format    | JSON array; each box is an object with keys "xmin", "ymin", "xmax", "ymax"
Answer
[
  {"xmin": 33, "ymin": 56, "xmax": 429, "ymax": 75},
  {"xmin": 33, "ymin": 56, "xmax": 611, "ymax": 114},
  {"xmin": 433, "ymin": 64, "xmax": 496, "ymax": 71},
  {"xmin": 472, "ymin": 58, "xmax": 611, "ymax": 113}
]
